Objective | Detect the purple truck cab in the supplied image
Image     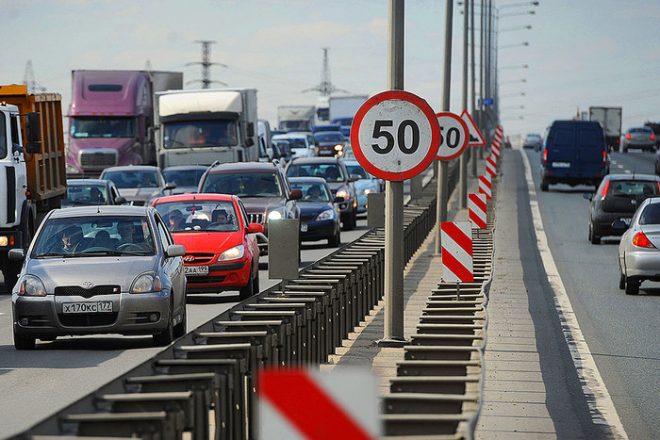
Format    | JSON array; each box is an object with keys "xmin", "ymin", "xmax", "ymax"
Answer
[{"xmin": 67, "ymin": 70, "xmax": 182, "ymax": 176}]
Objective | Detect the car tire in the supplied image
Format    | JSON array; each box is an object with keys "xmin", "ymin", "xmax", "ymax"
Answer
[
  {"xmin": 589, "ymin": 224, "xmax": 601, "ymax": 244},
  {"xmin": 625, "ymin": 278, "xmax": 640, "ymax": 295},
  {"xmin": 173, "ymin": 296, "xmax": 187, "ymax": 338},
  {"xmin": 618, "ymin": 273, "xmax": 626, "ymax": 290},
  {"xmin": 153, "ymin": 314, "xmax": 174, "ymax": 346},
  {"xmin": 14, "ymin": 331, "xmax": 36, "ymax": 350},
  {"xmin": 328, "ymin": 230, "xmax": 341, "ymax": 248},
  {"xmin": 343, "ymin": 210, "xmax": 357, "ymax": 231},
  {"xmin": 239, "ymin": 274, "xmax": 256, "ymax": 300},
  {"xmin": 540, "ymin": 179, "xmax": 549, "ymax": 192}
]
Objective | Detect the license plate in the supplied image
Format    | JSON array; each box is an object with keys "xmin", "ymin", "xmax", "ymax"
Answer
[
  {"xmin": 620, "ymin": 217, "xmax": 631, "ymax": 226},
  {"xmin": 185, "ymin": 265, "xmax": 209, "ymax": 276},
  {"xmin": 552, "ymin": 162, "xmax": 571, "ymax": 168},
  {"xmin": 301, "ymin": 223, "xmax": 308, "ymax": 232},
  {"xmin": 63, "ymin": 301, "xmax": 112, "ymax": 314}
]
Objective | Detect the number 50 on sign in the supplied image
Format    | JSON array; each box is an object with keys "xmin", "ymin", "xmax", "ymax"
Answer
[{"xmin": 350, "ymin": 90, "xmax": 441, "ymax": 181}]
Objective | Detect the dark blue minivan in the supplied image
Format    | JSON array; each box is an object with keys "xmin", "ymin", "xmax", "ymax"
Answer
[{"xmin": 540, "ymin": 120, "xmax": 609, "ymax": 191}]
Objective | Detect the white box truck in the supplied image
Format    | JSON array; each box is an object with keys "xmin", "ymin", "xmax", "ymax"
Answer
[
  {"xmin": 155, "ymin": 88, "xmax": 259, "ymax": 167},
  {"xmin": 278, "ymin": 105, "xmax": 316, "ymax": 132},
  {"xmin": 329, "ymin": 95, "xmax": 368, "ymax": 137},
  {"xmin": 589, "ymin": 106, "xmax": 622, "ymax": 151}
]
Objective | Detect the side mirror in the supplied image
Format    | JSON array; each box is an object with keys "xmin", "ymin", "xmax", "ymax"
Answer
[
  {"xmin": 166, "ymin": 244, "xmax": 186, "ymax": 258},
  {"xmin": 583, "ymin": 192, "xmax": 594, "ymax": 201},
  {"xmin": 289, "ymin": 189, "xmax": 303, "ymax": 200},
  {"xmin": 8, "ymin": 248, "xmax": 25, "ymax": 261},
  {"xmin": 333, "ymin": 196, "xmax": 345, "ymax": 203},
  {"xmin": 114, "ymin": 196, "xmax": 127, "ymax": 205},
  {"xmin": 164, "ymin": 182, "xmax": 177, "ymax": 191},
  {"xmin": 611, "ymin": 220, "xmax": 628, "ymax": 234},
  {"xmin": 247, "ymin": 223, "xmax": 264, "ymax": 234},
  {"xmin": 26, "ymin": 112, "xmax": 41, "ymax": 154},
  {"xmin": 349, "ymin": 174, "xmax": 361, "ymax": 182}
]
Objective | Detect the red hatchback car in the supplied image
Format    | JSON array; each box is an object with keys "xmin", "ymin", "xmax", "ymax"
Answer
[{"xmin": 152, "ymin": 194, "xmax": 263, "ymax": 299}]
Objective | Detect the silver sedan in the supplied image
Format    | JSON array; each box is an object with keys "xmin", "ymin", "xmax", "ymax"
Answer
[
  {"xmin": 617, "ymin": 197, "xmax": 660, "ymax": 295},
  {"xmin": 11, "ymin": 206, "xmax": 187, "ymax": 349}
]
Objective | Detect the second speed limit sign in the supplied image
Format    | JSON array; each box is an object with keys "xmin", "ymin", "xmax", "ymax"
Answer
[
  {"xmin": 350, "ymin": 90, "xmax": 440, "ymax": 181},
  {"xmin": 435, "ymin": 112, "xmax": 469, "ymax": 161}
]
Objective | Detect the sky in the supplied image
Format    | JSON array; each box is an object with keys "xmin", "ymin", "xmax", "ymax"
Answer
[{"xmin": 2, "ymin": 0, "xmax": 659, "ymax": 138}]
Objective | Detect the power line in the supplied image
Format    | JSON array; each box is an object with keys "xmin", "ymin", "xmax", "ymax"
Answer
[{"xmin": 186, "ymin": 40, "xmax": 227, "ymax": 88}]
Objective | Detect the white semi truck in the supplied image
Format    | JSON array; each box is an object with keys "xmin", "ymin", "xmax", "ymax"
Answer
[{"xmin": 155, "ymin": 88, "xmax": 259, "ymax": 168}]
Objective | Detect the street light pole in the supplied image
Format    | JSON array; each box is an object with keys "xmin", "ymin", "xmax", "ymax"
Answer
[
  {"xmin": 459, "ymin": 0, "xmax": 469, "ymax": 208},
  {"xmin": 470, "ymin": 0, "xmax": 477, "ymax": 177},
  {"xmin": 479, "ymin": 0, "xmax": 486, "ymax": 159},
  {"xmin": 435, "ymin": 0, "xmax": 454, "ymax": 255}
]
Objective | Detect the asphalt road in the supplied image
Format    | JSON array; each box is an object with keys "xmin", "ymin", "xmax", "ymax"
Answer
[
  {"xmin": 0, "ymin": 218, "xmax": 371, "ymax": 438},
  {"xmin": 525, "ymin": 148, "xmax": 660, "ymax": 439}
]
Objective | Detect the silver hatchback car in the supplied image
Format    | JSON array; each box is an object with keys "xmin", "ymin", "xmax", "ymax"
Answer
[
  {"xmin": 617, "ymin": 197, "xmax": 660, "ymax": 295},
  {"xmin": 11, "ymin": 206, "xmax": 187, "ymax": 349}
]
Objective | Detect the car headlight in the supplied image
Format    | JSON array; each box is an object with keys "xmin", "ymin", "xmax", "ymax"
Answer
[
  {"xmin": 18, "ymin": 275, "xmax": 46, "ymax": 297},
  {"xmin": 363, "ymin": 188, "xmax": 373, "ymax": 195},
  {"xmin": 218, "ymin": 245, "xmax": 245, "ymax": 261},
  {"xmin": 334, "ymin": 144, "xmax": 344, "ymax": 151},
  {"xmin": 267, "ymin": 210, "xmax": 283, "ymax": 221},
  {"xmin": 315, "ymin": 209, "xmax": 335, "ymax": 221},
  {"xmin": 336, "ymin": 188, "xmax": 350, "ymax": 200},
  {"xmin": 130, "ymin": 272, "xmax": 162, "ymax": 293}
]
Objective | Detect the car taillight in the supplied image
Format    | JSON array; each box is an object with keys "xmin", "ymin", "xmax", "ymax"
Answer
[
  {"xmin": 625, "ymin": 133, "xmax": 632, "ymax": 140},
  {"xmin": 542, "ymin": 148, "xmax": 548, "ymax": 165},
  {"xmin": 602, "ymin": 150, "xmax": 608, "ymax": 163},
  {"xmin": 632, "ymin": 231, "xmax": 655, "ymax": 249},
  {"xmin": 600, "ymin": 180, "xmax": 610, "ymax": 199},
  {"xmin": 651, "ymin": 133, "xmax": 656, "ymax": 141}
]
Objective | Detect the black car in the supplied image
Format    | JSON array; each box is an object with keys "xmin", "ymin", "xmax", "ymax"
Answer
[
  {"xmin": 313, "ymin": 131, "xmax": 347, "ymax": 157},
  {"xmin": 585, "ymin": 174, "xmax": 660, "ymax": 244},
  {"xmin": 63, "ymin": 179, "xmax": 125, "ymax": 207},
  {"xmin": 289, "ymin": 177, "xmax": 342, "ymax": 247},
  {"xmin": 162, "ymin": 165, "xmax": 208, "ymax": 194},
  {"xmin": 285, "ymin": 157, "xmax": 359, "ymax": 230},
  {"xmin": 198, "ymin": 161, "xmax": 302, "ymax": 253}
]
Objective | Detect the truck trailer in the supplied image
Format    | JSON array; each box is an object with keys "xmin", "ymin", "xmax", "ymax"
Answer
[
  {"xmin": 155, "ymin": 88, "xmax": 259, "ymax": 168},
  {"xmin": 67, "ymin": 70, "xmax": 183, "ymax": 176},
  {"xmin": 0, "ymin": 84, "xmax": 67, "ymax": 292},
  {"xmin": 278, "ymin": 105, "xmax": 316, "ymax": 132},
  {"xmin": 589, "ymin": 106, "xmax": 622, "ymax": 151},
  {"xmin": 329, "ymin": 95, "xmax": 367, "ymax": 137}
]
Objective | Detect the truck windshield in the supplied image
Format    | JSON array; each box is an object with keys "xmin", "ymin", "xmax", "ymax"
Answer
[
  {"xmin": 280, "ymin": 120, "xmax": 311, "ymax": 132},
  {"xmin": 0, "ymin": 112, "xmax": 6, "ymax": 159},
  {"xmin": 70, "ymin": 117, "xmax": 135, "ymax": 139},
  {"xmin": 163, "ymin": 120, "xmax": 238, "ymax": 148}
]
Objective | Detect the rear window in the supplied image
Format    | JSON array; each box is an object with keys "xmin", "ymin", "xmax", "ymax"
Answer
[
  {"xmin": 629, "ymin": 127, "xmax": 652, "ymax": 133},
  {"xmin": 608, "ymin": 181, "xmax": 659, "ymax": 197},
  {"xmin": 639, "ymin": 203, "xmax": 660, "ymax": 225}
]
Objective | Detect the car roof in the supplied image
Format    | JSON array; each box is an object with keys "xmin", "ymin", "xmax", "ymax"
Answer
[
  {"xmin": 206, "ymin": 162, "xmax": 280, "ymax": 173},
  {"xmin": 49, "ymin": 205, "xmax": 150, "ymax": 218},
  {"xmin": 289, "ymin": 157, "xmax": 343, "ymax": 165},
  {"xmin": 66, "ymin": 179, "xmax": 109, "ymax": 185},
  {"xmin": 163, "ymin": 165, "xmax": 208, "ymax": 171},
  {"xmin": 153, "ymin": 193, "xmax": 235, "ymax": 204},
  {"xmin": 343, "ymin": 160, "xmax": 361, "ymax": 166},
  {"xmin": 288, "ymin": 177, "xmax": 329, "ymax": 184},
  {"xmin": 315, "ymin": 131, "xmax": 343, "ymax": 135},
  {"xmin": 605, "ymin": 174, "xmax": 660, "ymax": 181},
  {"xmin": 102, "ymin": 165, "xmax": 160, "ymax": 173}
]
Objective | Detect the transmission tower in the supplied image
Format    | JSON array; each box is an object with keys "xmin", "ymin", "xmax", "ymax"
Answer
[
  {"xmin": 186, "ymin": 40, "xmax": 227, "ymax": 88},
  {"xmin": 302, "ymin": 47, "xmax": 348, "ymax": 96},
  {"xmin": 23, "ymin": 60, "xmax": 46, "ymax": 93}
]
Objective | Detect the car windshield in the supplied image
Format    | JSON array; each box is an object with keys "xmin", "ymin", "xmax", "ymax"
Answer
[
  {"xmin": 163, "ymin": 119, "xmax": 238, "ymax": 148},
  {"xmin": 315, "ymin": 132, "xmax": 344, "ymax": 143},
  {"xmin": 639, "ymin": 203, "xmax": 660, "ymax": 225},
  {"xmin": 201, "ymin": 172, "xmax": 283, "ymax": 198},
  {"xmin": 608, "ymin": 181, "xmax": 659, "ymax": 197},
  {"xmin": 526, "ymin": 134, "xmax": 541, "ymax": 141},
  {"xmin": 63, "ymin": 184, "xmax": 109, "ymax": 206},
  {"xmin": 287, "ymin": 163, "xmax": 345, "ymax": 182},
  {"xmin": 103, "ymin": 170, "xmax": 161, "ymax": 189},
  {"xmin": 287, "ymin": 138, "xmax": 308, "ymax": 149},
  {"xmin": 163, "ymin": 168, "xmax": 206, "ymax": 189},
  {"xmin": 291, "ymin": 182, "xmax": 332, "ymax": 202},
  {"xmin": 346, "ymin": 164, "xmax": 369, "ymax": 179},
  {"xmin": 32, "ymin": 216, "xmax": 155, "ymax": 258},
  {"xmin": 70, "ymin": 117, "xmax": 134, "ymax": 139},
  {"xmin": 154, "ymin": 200, "xmax": 240, "ymax": 233}
]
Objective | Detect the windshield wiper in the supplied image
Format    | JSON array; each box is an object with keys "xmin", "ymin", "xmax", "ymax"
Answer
[{"xmin": 36, "ymin": 252, "xmax": 66, "ymax": 258}]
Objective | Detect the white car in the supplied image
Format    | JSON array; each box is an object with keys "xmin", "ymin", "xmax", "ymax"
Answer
[{"xmin": 273, "ymin": 133, "xmax": 316, "ymax": 159}]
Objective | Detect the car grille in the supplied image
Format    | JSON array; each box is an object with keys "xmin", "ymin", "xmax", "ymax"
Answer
[
  {"xmin": 80, "ymin": 151, "xmax": 117, "ymax": 170},
  {"xmin": 248, "ymin": 213, "xmax": 264, "ymax": 224},
  {"xmin": 55, "ymin": 285, "xmax": 121, "ymax": 298},
  {"xmin": 59, "ymin": 313, "xmax": 118, "ymax": 327},
  {"xmin": 301, "ymin": 212, "xmax": 317, "ymax": 222},
  {"xmin": 184, "ymin": 253, "xmax": 214, "ymax": 264},
  {"xmin": 188, "ymin": 276, "xmax": 225, "ymax": 284}
]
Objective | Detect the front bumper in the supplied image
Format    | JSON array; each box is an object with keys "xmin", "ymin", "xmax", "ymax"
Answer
[
  {"xmin": 184, "ymin": 259, "xmax": 250, "ymax": 293},
  {"xmin": 593, "ymin": 213, "xmax": 633, "ymax": 237},
  {"xmin": 12, "ymin": 291, "xmax": 171, "ymax": 337},
  {"xmin": 300, "ymin": 219, "xmax": 337, "ymax": 241},
  {"xmin": 625, "ymin": 250, "xmax": 660, "ymax": 279}
]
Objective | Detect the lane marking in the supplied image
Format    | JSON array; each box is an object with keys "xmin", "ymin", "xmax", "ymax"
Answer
[
  {"xmin": 520, "ymin": 149, "xmax": 628, "ymax": 439},
  {"xmin": 624, "ymin": 170, "xmax": 631, "ymax": 174}
]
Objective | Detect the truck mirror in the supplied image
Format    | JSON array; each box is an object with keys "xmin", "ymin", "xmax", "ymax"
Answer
[
  {"xmin": 246, "ymin": 137, "xmax": 255, "ymax": 147},
  {"xmin": 26, "ymin": 112, "xmax": 41, "ymax": 154}
]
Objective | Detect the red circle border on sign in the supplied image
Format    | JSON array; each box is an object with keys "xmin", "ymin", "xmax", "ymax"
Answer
[
  {"xmin": 350, "ymin": 90, "xmax": 440, "ymax": 181},
  {"xmin": 435, "ymin": 111, "xmax": 470, "ymax": 161}
]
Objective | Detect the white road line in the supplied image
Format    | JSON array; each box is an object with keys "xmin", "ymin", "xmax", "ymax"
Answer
[
  {"xmin": 610, "ymin": 160, "xmax": 618, "ymax": 165},
  {"xmin": 624, "ymin": 170, "xmax": 631, "ymax": 174},
  {"xmin": 520, "ymin": 150, "xmax": 628, "ymax": 439}
]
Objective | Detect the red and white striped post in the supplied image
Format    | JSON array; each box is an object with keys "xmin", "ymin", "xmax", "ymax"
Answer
[
  {"xmin": 441, "ymin": 222, "xmax": 474, "ymax": 283},
  {"xmin": 479, "ymin": 174, "xmax": 492, "ymax": 200},
  {"xmin": 468, "ymin": 193, "xmax": 488, "ymax": 229},
  {"xmin": 486, "ymin": 154, "xmax": 497, "ymax": 177}
]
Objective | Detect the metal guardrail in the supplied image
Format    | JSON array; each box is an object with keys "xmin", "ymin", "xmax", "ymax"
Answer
[{"xmin": 12, "ymin": 164, "xmax": 458, "ymax": 440}]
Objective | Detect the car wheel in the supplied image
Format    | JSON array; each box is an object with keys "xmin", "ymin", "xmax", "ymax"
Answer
[
  {"xmin": 328, "ymin": 230, "xmax": 341, "ymax": 248},
  {"xmin": 173, "ymin": 295, "xmax": 187, "ymax": 338},
  {"xmin": 14, "ymin": 331, "xmax": 36, "ymax": 350},
  {"xmin": 540, "ymin": 179, "xmax": 549, "ymax": 192},
  {"xmin": 625, "ymin": 278, "xmax": 640, "ymax": 295},
  {"xmin": 153, "ymin": 313, "xmax": 174, "ymax": 346},
  {"xmin": 622, "ymin": 147, "xmax": 627, "ymax": 154},
  {"xmin": 589, "ymin": 224, "xmax": 601, "ymax": 244},
  {"xmin": 239, "ymin": 274, "xmax": 256, "ymax": 300},
  {"xmin": 343, "ymin": 209, "xmax": 357, "ymax": 231},
  {"xmin": 618, "ymin": 272, "xmax": 626, "ymax": 290}
]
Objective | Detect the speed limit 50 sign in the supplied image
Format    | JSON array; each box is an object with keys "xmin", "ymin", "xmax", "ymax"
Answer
[
  {"xmin": 436, "ymin": 112, "xmax": 469, "ymax": 161},
  {"xmin": 350, "ymin": 90, "xmax": 440, "ymax": 181}
]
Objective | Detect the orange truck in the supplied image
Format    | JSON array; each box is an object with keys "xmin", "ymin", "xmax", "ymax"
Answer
[{"xmin": 0, "ymin": 84, "xmax": 66, "ymax": 291}]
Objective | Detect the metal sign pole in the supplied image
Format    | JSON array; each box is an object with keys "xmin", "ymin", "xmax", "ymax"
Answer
[
  {"xmin": 460, "ymin": 0, "xmax": 469, "ymax": 209},
  {"xmin": 470, "ymin": 0, "xmax": 478, "ymax": 178},
  {"xmin": 435, "ymin": 0, "xmax": 454, "ymax": 255},
  {"xmin": 382, "ymin": 0, "xmax": 405, "ymax": 343}
]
